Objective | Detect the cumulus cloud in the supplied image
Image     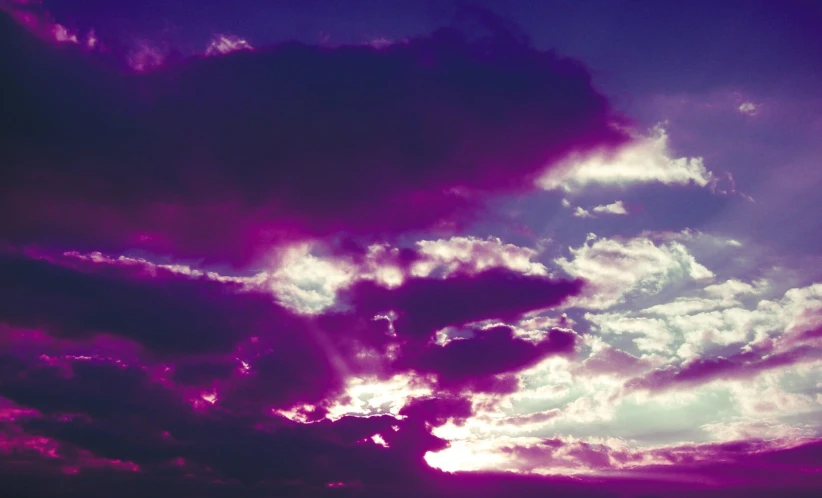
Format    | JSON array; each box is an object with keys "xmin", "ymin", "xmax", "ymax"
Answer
[
  {"xmin": 738, "ymin": 101, "xmax": 759, "ymax": 116},
  {"xmin": 569, "ymin": 200, "xmax": 628, "ymax": 219},
  {"xmin": 591, "ymin": 200, "xmax": 628, "ymax": 215},
  {"xmin": 556, "ymin": 232, "xmax": 714, "ymax": 309},
  {"xmin": 411, "ymin": 236, "xmax": 549, "ymax": 277},
  {"xmin": 265, "ymin": 236, "xmax": 552, "ymax": 314},
  {"xmin": 537, "ymin": 124, "xmax": 717, "ymax": 192}
]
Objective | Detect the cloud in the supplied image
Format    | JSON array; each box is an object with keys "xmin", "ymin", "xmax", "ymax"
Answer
[
  {"xmin": 400, "ymin": 326, "xmax": 577, "ymax": 392},
  {"xmin": 411, "ymin": 236, "xmax": 549, "ymax": 277},
  {"xmin": 638, "ymin": 281, "xmax": 822, "ymax": 359},
  {"xmin": 626, "ymin": 344, "xmax": 822, "ymax": 394},
  {"xmin": 591, "ymin": 200, "xmax": 628, "ymax": 215},
  {"xmin": 424, "ymin": 431, "xmax": 822, "ymax": 491},
  {"xmin": 738, "ymin": 101, "xmax": 759, "ymax": 116},
  {"xmin": 267, "ymin": 243, "xmax": 358, "ymax": 313},
  {"xmin": 2, "ymin": 5, "xmax": 822, "ymax": 497},
  {"xmin": 0, "ymin": 250, "xmax": 283, "ymax": 355},
  {"xmin": 585, "ymin": 313, "xmax": 674, "ymax": 352},
  {"xmin": 266, "ymin": 236, "xmax": 553, "ymax": 314},
  {"xmin": 570, "ymin": 200, "xmax": 628, "ymax": 219},
  {"xmin": 701, "ymin": 419, "xmax": 814, "ymax": 443},
  {"xmin": 204, "ymin": 34, "xmax": 252, "ymax": 56},
  {"xmin": 573, "ymin": 346, "xmax": 653, "ymax": 378},
  {"xmin": 537, "ymin": 124, "xmax": 717, "ymax": 192},
  {"xmin": 572, "ymin": 206, "xmax": 594, "ymax": 218},
  {"xmin": 0, "ymin": 11, "xmax": 625, "ymax": 264},
  {"xmin": 345, "ymin": 267, "xmax": 583, "ymax": 341},
  {"xmin": 0, "ymin": 0, "xmax": 86, "ymax": 46},
  {"xmin": 556, "ymin": 232, "xmax": 714, "ymax": 309},
  {"xmin": 0, "ymin": 353, "xmax": 461, "ymax": 488}
]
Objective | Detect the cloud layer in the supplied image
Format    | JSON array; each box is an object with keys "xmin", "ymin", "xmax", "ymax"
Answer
[{"xmin": 1, "ymin": 4, "xmax": 821, "ymax": 497}]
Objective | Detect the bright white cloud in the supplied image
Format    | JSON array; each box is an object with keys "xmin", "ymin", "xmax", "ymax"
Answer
[
  {"xmin": 325, "ymin": 373, "xmax": 434, "ymax": 420},
  {"xmin": 412, "ymin": 236, "xmax": 548, "ymax": 277},
  {"xmin": 572, "ymin": 206, "xmax": 593, "ymax": 218},
  {"xmin": 610, "ymin": 280, "xmax": 822, "ymax": 359},
  {"xmin": 537, "ymin": 125, "xmax": 717, "ymax": 192},
  {"xmin": 591, "ymin": 200, "xmax": 628, "ymax": 215},
  {"xmin": 556, "ymin": 233, "xmax": 714, "ymax": 309},
  {"xmin": 268, "ymin": 244, "xmax": 355, "ymax": 313},
  {"xmin": 703, "ymin": 279, "xmax": 761, "ymax": 300},
  {"xmin": 585, "ymin": 313, "xmax": 674, "ymax": 352}
]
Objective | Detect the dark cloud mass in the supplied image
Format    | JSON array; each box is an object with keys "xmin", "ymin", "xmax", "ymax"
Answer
[
  {"xmin": 345, "ymin": 268, "xmax": 583, "ymax": 340},
  {"xmin": 0, "ymin": 250, "xmax": 278, "ymax": 354},
  {"xmin": 400, "ymin": 325, "xmax": 577, "ymax": 392},
  {"xmin": 0, "ymin": 8, "xmax": 624, "ymax": 264}
]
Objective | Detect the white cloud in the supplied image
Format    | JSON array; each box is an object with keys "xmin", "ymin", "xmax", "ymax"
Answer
[
  {"xmin": 572, "ymin": 206, "xmax": 593, "ymax": 218},
  {"xmin": 556, "ymin": 233, "xmax": 714, "ymax": 309},
  {"xmin": 642, "ymin": 298, "xmax": 730, "ymax": 316},
  {"xmin": 701, "ymin": 419, "xmax": 812, "ymax": 442},
  {"xmin": 325, "ymin": 373, "xmax": 434, "ymax": 420},
  {"xmin": 585, "ymin": 313, "xmax": 674, "ymax": 352},
  {"xmin": 703, "ymin": 279, "xmax": 760, "ymax": 301},
  {"xmin": 268, "ymin": 237, "xmax": 551, "ymax": 314},
  {"xmin": 567, "ymin": 201, "xmax": 628, "ymax": 219},
  {"xmin": 728, "ymin": 377, "xmax": 817, "ymax": 418},
  {"xmin": 268, "ymin": 243, "xmax": 356, "ymax": 313},
  {"xmin": 537, "ymin": 125, "xmax": 716, "ymax": 192},
  {"xmin": 738, "ymin": 102, "xmax": 759, "ymax": 116},
  {"xmin": 669, "ymin": 308, "xmax": 755, "ymax": 349},
  {"xmin": 411, "ymin": 236, "xmax": 548, "ymax": 277},
  {"xmin": 591, "ymin": 200, "xmax": 628, "ymax": 215},
  {"xmin": 633, "ymin": 281, "xmax": 822, "ymax": 359}
]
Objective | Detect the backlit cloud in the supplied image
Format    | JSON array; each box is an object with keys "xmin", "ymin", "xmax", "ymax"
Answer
[
  {"xmin": 538, "ymin": 124, "xmax": 717, "ymax": 192},
  {"xmin": 1, "ymin": 3, "xmax": 821, "ymax": 497}
]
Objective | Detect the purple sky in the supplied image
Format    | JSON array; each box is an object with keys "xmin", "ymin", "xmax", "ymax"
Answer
[{"xmin": 1, "ymin": 1, "xmax": 821, "ymax": 497}]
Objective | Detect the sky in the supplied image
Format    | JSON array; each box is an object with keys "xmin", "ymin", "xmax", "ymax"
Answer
[{"xmin": 1, "ymin": 1, "xmax": 821, "ymax": 497}]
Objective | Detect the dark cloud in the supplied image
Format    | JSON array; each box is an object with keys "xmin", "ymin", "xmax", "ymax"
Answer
[
  {"xmin": 0, "ymin": 356, "xmax": 187, "ymax": 422},
  {"xmin": 398, "ymin": 395, "xmax": 473, "ymax": 426},
  {"xmin": 0, "ymin": 251, "xmax": 362, "ymax": 409},
  {"xmin": 400, "ymin": 326, "xmax": 576, "ymax": 392},
  {"xmin": 626, "ymin": 344, "xmax": 822, "ymax": 393},
  {"xmin": 0, "ymin": 251, "xmax": 580, "ymax": 413},
  {"xmin": 0, "ymin": 9, "xmax": 624, "ymax": 264},
  {"xmin": 170, "ymin": 357, "xmax": 237, "ymax": 385},
  {"xmin": 344, "ymin": 267, "xmax": 583, "ymax": 340},
  {"xmin": 0, "ymin": 251, "xmax": 282, "ymax": 354},
  {"xmin": 0, "ymin": 354, "xmax": 413, "ymax": 485}
]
